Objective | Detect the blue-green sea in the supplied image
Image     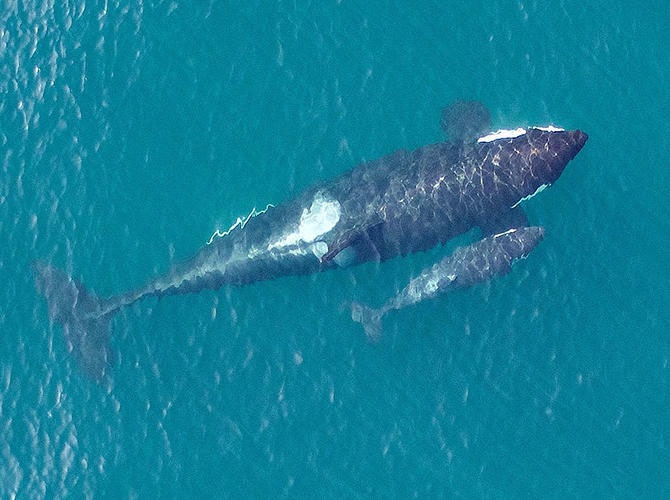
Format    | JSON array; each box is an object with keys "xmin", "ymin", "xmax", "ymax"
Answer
[{"xmin": 2, "ymin": 1, "xmax": 669, "ymax": 497}]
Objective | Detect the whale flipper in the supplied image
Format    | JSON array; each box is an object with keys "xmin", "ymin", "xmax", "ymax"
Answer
[
  {"xmin": 33, "ymin": 262, "xmax": 114, "ymax": 381},
  {"xmin": 321, "ymin": 218, "xmax": 384, "ymax": 264},
  {"xmin": 440, "ymin": 100, "xmax": 491, "ymax": 143}
]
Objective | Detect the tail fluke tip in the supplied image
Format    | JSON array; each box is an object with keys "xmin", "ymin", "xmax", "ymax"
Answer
[
  {"xmin": 351, "ymin": 302, "xmax": 384, "ymax": 342},
  {"xmin": 33, "ymin": 261, "xmax": 115, "ymax": 382}
]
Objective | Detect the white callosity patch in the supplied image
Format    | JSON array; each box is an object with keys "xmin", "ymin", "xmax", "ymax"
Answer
[
  {"xmin": 477, "ymin": 125, "xmax": 565, "ymax": 143},
  {"xmin": 268, "ymin": 191, "xmax": 341, "ymax": 258},
  {"xmin": 534, "ymin": 125, "xmax": 564, "ymax": 132},
  {"xmin": 477, "ymin": 125, "xmax": 564, "ymax": 209},
  {"xmin": 491, "ymin": 228, "xmax": 530, "ymax": 263},
  {"xmin": 493, "ymin": 228, "xmax": 518, "ymax": 238},
  {"xmin": 477, "ymin": 128, "xmax": 526, "ymax": 143}
]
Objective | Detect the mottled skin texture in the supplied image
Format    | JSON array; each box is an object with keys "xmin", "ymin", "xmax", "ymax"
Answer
[
  {"xmin": 351, "ymin": 227, "xmax": 546, "ymax": 340},
  {"xmin": 159, "ymin": 128, "xmax": 586, "ymax": 294}
]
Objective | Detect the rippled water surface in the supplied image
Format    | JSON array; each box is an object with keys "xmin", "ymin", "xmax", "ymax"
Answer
[{"xmin": 2, "ymin": 1, "xmax": 669, "ymax": 497}]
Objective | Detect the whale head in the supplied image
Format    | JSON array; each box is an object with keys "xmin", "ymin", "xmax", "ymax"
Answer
[{"xmin": 477, "ymin": 127, "xmax": 588, "ymax": 208}]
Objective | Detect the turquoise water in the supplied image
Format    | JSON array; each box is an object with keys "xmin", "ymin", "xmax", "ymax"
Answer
[{"xmin": 2, "ymin": 0, "xmax": 669, "ymax": 497}]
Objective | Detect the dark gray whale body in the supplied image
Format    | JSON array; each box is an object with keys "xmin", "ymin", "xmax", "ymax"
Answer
[
  {"xmin": 34, "ymin": 102, "xmax": 587, "ymax": 380},
  {"xmin": 352, "ymin": 226, "xmax": 546, "ymax": 340}
]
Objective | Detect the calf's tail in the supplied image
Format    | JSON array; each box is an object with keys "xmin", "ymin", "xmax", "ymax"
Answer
[{"xmin": 351, "ymin": 302, "xmax": 384, "ymax": 342}]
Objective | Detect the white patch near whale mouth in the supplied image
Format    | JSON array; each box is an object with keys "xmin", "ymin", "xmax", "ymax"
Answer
[
  {"xmin": 533, "ymin": 125, "xmax": 565, "ymax": 132},
  {"xmin": 511, "ymin": 183, "xmax": 549, "ymax": 208},
  {"xmin": 477, "ymin": 125, "xmax": 565, "ymax": 143},
  {"xmin": 493, "ymin": 228, "xmax": 518, "ymax": 238},
  {"xmin": 268, "ymin": 191, "xmax": 341, "ymax": 254},
  {"xmin": 477, "ymin": 128, "xmax": 526, "ymax": 143}
]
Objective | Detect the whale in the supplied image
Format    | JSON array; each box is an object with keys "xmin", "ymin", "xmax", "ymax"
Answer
[
  {"xmin": 351, "ymin": 226, "xmax": 545, "ymax": 340},
  {"xmin": 34, "ymin": 101, "xmax": 588, "ymax": 380}
]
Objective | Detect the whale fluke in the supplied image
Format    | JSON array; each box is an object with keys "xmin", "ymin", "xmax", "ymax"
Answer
[
  {"xmin": 351, "ymin": 302, "xmax": 384, "ymax": 342},
  {"xmin": 33, "ymin": 262, "xmax": 115, "ymax": 381}
]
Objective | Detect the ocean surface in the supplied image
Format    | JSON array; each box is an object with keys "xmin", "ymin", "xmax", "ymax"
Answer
[{"xmin": 2, "ymin": 0, "xmax": 669, "ymax": 497}]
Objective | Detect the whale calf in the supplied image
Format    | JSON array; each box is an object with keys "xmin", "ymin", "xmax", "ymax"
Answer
[
  {"xmin": 351, "ymin": 226, "xmax": 545, "ymax": 340},
  {"xmin": 34, "ymin": 102, "xmax": 587, "ymax": 380}
]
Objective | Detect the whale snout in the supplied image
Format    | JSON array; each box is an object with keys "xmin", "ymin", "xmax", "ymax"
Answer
[
  {"xmin": 543, "ymin": 129, "xmax": 588, "ymax": 177},
  {"xmin": 572, "ymin": 129, "xmax": 588, "ymax": 152},
  {"xmin": 553, "ymin": 129, "xmax": 588, "ymax": 162}
]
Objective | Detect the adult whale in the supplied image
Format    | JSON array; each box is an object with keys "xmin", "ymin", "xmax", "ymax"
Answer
[{"xmin": 34, "ymin": 102, "xmax": 587, "ymax": 380}]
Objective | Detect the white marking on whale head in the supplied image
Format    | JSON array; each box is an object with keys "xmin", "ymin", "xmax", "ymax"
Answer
[
  {"xmin": 493, "ymin": 228, "xmax": 518, "ymax": 238},
  {"xmin": 511, "ymin": 183, "xmax": 548, "ymax": 208},
  {"xmin": 477, "ymin": 128, "xmax": 526, "ymax": 143},
  {"xmin": 533, "ymin": 125, "xmax": 565, "ymax": 132},
  {"xmin": 477, "ymin": 125, "xmax": 565, "ymax": 143},
  {"xmin": 268, "ymin": 191, "xmax": 341, "ymax": 252}
]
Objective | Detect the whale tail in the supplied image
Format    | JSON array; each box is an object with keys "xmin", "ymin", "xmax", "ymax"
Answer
[
  {"xmin": 351, "ymin": 302, "xmax": 384, "ymax": 341},
  {"xmin": 33, "ymin": 261, "xmax": 115, "ymax": 381}
]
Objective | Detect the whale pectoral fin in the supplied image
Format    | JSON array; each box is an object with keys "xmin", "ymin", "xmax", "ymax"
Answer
[
  {"xmin": 441, "ymin": 101, "xmax": 491, "ymax": 143},
  {"xmin": 321, "ymin": 230, "xmax": 359, "ymax": 263},
  {"xmin": 321, "ymin": 220, "xmax": 383, "ymax": 265},
  {"xmin": 479, "ymin": 206, "xmax": 530, "ymax": 237}
]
